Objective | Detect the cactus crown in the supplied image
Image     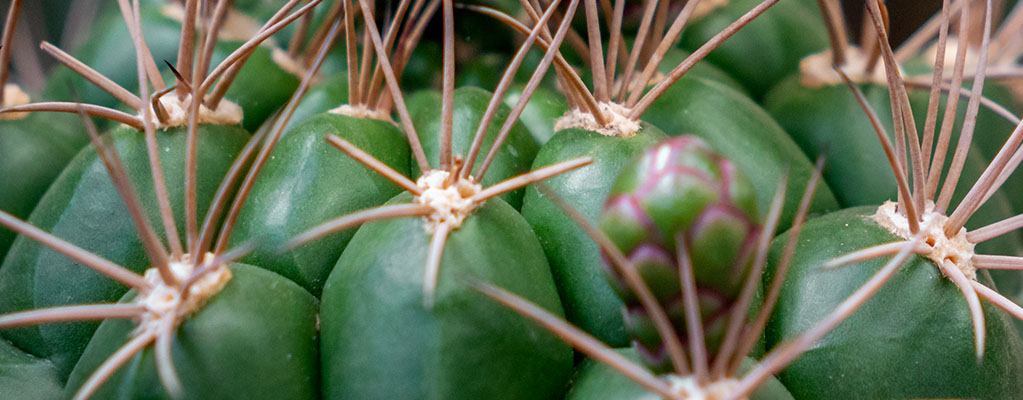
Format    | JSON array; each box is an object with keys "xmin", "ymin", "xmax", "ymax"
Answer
[
  {"xmin": 599, "ymin": 136, "xmax": 759, "ymax": 372},
  {"xmin": 813, "ymin": 0, "xmax": 1023, "ymax": 361}
]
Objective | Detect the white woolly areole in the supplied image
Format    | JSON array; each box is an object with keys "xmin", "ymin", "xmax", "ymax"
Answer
[
  {"xmin": 0, "ymin": 83, "xmax": 29, "ymax": 120},
  {"xmin": 554, "ymin": 102, "xmax": 641, "ymax": 138},
  {"xmin": 146, "ymin": 94, "xmax": 244, "ymax": 128},
  {"xmin": 873, "ymin": 200, "xmax": 977, "ymax": 280},
  {"xmin": 329, "ymin": 104, "xmax": 394, "ymax": 123},
  {"xmin": 271, "ymin": 48, "xmax": 321, "ymax": 83},
  {"xmin": 161, "ymin": 4, "xmax": 265, "ymax": 43},
  {"xmin": 667, "ymin": 375, "xmax": 741, "ymax": 400},
  {"xmin": 414, "ymin": 170, "xmax": 482, "ymax": 233},
  {"xmin": 136, "ymin": 252, "xmax": 231, "ymax": 334},
  {"xmin": 799, "ymin": 46, "xmax": 889, "ymax": 88}
]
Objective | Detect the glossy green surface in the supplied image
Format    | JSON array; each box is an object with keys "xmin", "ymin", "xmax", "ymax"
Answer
[
  {"xmin": 566, "ymin": 348, "xmax": 793, "ymax": 400},
  {"xmin": 281, "ymin": 73, "xmax": 350, "ymax": 133},
  {"xmin": 642, "ymin": 75, "xmax": 838, "ymax": 232},
  {"xmin": 320, "ymin": 193, "xmax": 572, "ymax": 400},
  {"xmin": 65, "ymin": 264, "xmax": 319, "ymax": 399},
  {"xmin": 765, "ymin": 207, "xmax": 1023, "ymax": 399},
  {"xmin": 408, "ymin": 87, "xmax": 539, "ymax": 209},
  {"xmin": 230, "ymin": 112, "xmax": 410, "ymax": 294},
  {"xmin": 44, "ymin": 0, "xmax": 179, "ymax": 110},
  {"xmin": 212, "ymin": 41, "xmax": 301, "ymax": 132},
  {"xmin": 0, "ymin": 112, "xmax": 87, "ymax": 261},
  {"xmin": 0, "ymin": 124, "xmax": 248, "ymax": 379},
  {"xmin": 505, "ymin": 85, "xmax": 566, "ymax": 146},
  {"xmin": 681, "ymin": 0, "xmax": 827, "ymax": 98},
  {"xmin": 520, "ymin": 124, "xmax": 667, "ymax": 347},
  {"xmin": 764, "ymin": 78, "xmax": 1023, "ymax": 297},
  {"xmin": 0, "ymin": 338, "xmax": 63, "ymax": 400}
]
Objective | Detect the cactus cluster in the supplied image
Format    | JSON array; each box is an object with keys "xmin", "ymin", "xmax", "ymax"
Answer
[{"xmin": 1, "ymin": 0, "xmax": 1023, "ymax": 399}]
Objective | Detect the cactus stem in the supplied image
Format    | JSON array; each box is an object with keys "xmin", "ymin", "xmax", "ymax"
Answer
[
  {"xmin": 728, "ymin": 228, "xmax": 929, "ymax": 400},
  {"xmin": 362, "ymin": 0, "xmax": 412, "ymax": 106},
  {"xmin": 837, "ymin": 67, "xmax": 920, "ymax": 233},
  {"xmin": 972, "ymin": 280, "xmax": 1023, "ymax": 319},
  {"xmin": 822, "ymin": 241, "xmax": 932, "ymax": 270},
  {"xmin": 615, "ymin": 0, "xmax": 656, "ymax": 103},
  {"xmin": 677, "ymin": 236, "xmax": 709, "ymax": 384},
  {"xmin": 534, "ymin": 182, "xmax": 691, "ymax": 375},
  {"xmin": 469, "ymin": 0, "xmax": 577, "ymax": 181},
  {"xmin": 0, "ymin": 304, "xmax": 144, "ymax": 329},
  {"xmin": 287, "ymin": 1, "xmax": 315, "ymax": 59},
  {"xmin": 0, "ymin": 209, "xmax": 151, "ymax": 290},
  {"xmin": 357, "ymin": 0, "xmax": 431, "ymax": 172},
  {"xmin": 470, "ymin": 157, "xmax": 592, "ymax": 203},
  {"xmin": 712, "ymin": 176, "xmax": 788, "ymax": 378},
  {"xmin": 327, "ymin": 135, "xmax": 423, "ymax": 194},
  {"xmin": 73, "ymin": 330, "xmax": 159, "ymax": 400},
  {"xmin": 117, "ymin": 0, "xmax": 166, "ymax": 91},
  {"xmin": 947, "ymin": 119, "xmax": 1023, "ymax": 235},
  {"xmin": 925, "ymin": 0, "xmax": 972, "ymax": 200},
  {"xmin": 624, "ymin": 0, "xmax": 700, "ymax": 108},
  {"xmin": 461, "ymin": 0, "xmax": 564, "ymax": 180},
  {"xmin": 473, "ymin": 281, "xmax": 678, "ymax": 399},
  {"xmin": 214, "ymin": 14, "xmax": 342, "ymax": 254},
  {"xmin": 602, "ymin": 0, "xmax": 625, "ymax": 93},
  {"xmin": 205, "ymin": 0, "xmax": 319, "ymax": 109},
  {"xmin": 78, "ymin": 107, "xmax": 174, "ymax": 280},
  {"xmin": 903, "ymin": 79, "xmax": 1020, "ymax": 126},
  {"xmin": 935, "ymin": 0, "xmax": 993, "ymax": 217},
  {"xmin": 38, "ymin": 41, "xmax": 146, "ymax": 109},
  {"xmin": 630, "ymin": 0, "xmax": 781, "ymax": 120},
  {"xmin": 422, "ymin": 222, "xmax": 452, "ymax": 308},
  {"xmin": 284, "ymin": 203, "xmax": 434, "ymax": 251},
  {"xmin": 939, "ymin": 258, "xmax": 986, "ymax": 360},
  {"xmin": 867, "ymin": 0, "xmax": 928, "ymax": 217},
  {"xmin": 728, "ymin": 158, "xmax": 825, "ymax": 376}
]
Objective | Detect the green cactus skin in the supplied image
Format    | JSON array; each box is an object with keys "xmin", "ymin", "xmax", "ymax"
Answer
[
  {"xmin": 64, "ymin": 264, "xmax": 319, "ymax": 399},
  {"xmin": 0, "ymin": 338, "xmax": 64, "ymax": 400},
  {"xmin": 407, "ymin": 87, "xmax": 539, "ymax": 209},
  {"xmin": 763, "ymin": 78, "xmax": 1023, "ymax": 299},
  {"xmin": 600, "ymin": 136, "xmax": 759, "ymax": 371},
  {"xmin": 44, "ymin": 0, "xmax": 180, "ymax": 111},
  {"xmin": 521, "ymin": 123, "xmax": 667, "ymax": 347},
  {"xmin": 656, "ymin": 48, "xmax": 746, "ymax": 95},
  {"xmin": 280, "ymin": 74, "xmax": 349, "ymax": 134},
  {"xmin": 642, "ymin": 76, "xmax": 838, "ymax": 233},
  {"xmin": 565, "ymin": 348, "xmax": 793, "ymax": 400},
  {"xmin": 320, "ymin": 193, "xmax": 572, "ymax": 400},
  {"xmin": 680, "ymin": 0, "xmax": 827, "ymax": 99},
  {"xmin": 229, "ymin": 113, "xmax": 410, "ymax": 294},
  {"xmin": 764, "ymin": 207, "xmax": 1023, "ymax": 399},
  {"xmin": 0, "ymin": 112, "xmax": 88, "ymax": 261},
  {"xmin": 504, "ymin": 85, "xmax": 566, "ymax": 146},
  {"xmin": 210, "ymin": 41, "xmax": 301, "ymax": 132},
  {"xmin": 0, "ymin": 124, "xmax": 248, "ymax": 379}
]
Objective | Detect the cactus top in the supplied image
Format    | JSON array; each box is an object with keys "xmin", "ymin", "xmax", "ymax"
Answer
[{"xmin": 599, "ymin": 136, "xmax": 759, "ymax": 371}]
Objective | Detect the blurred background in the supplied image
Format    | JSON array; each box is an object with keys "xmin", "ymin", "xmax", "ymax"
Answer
[{"xmin": 0, "ymin": 0, "xmax": 970, "ymax": 94}]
